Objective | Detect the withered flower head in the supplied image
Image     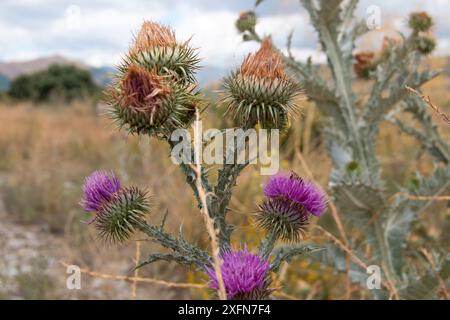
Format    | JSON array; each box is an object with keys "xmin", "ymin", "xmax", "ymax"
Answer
[
  {"xmin": 109, "ymin": 64, "xmax": 198, "ymax": 137},
  {"xmin": 240, "ymin": 38, "xmax": 286, "ymax": 81},
  {"xmin": 130, "ymin": 21, "xmax": 177, "ymax": 55},
  {"xmin": 119, "ymin": 65, "xmax": 171, "ymax": 114},
  {"xmin": 222, "ymin": 38, "xmax": 302, "ymax": 129},
  {"xmin": 107, "ymin": 21, "xmax": 200, "ymax": 137}
]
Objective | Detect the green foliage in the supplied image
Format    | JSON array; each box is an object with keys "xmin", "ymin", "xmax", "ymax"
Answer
[
  {"xmin": 8, "ymin": 64, "xmax": 98, "ymax": 103},
  {"xmin": 244, "ymin": 0, "xmax": 450, "ymax": 299}
]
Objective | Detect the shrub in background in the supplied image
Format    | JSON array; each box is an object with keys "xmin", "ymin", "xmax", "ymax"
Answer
[{"xmin": 8, "ymin": 64, "xmax": 98, "ymax": 104}]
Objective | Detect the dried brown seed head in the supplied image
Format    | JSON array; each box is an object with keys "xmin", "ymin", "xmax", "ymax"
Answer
[
  {"xmin": 240, "ymin": 38, "xmax": 286, "ymax": 80},
  {"xmin": 130, "ymin": 21, "xmax": 177, "ymax": 55}
]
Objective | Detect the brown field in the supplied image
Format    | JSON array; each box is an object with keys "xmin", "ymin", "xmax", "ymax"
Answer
[{"xmin": 0, "ymin": 57, "xmax": 449, "ymax": 299}]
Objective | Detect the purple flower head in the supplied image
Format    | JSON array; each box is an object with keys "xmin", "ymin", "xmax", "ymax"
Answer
[
  {"xmin": 263, "ymin": 172, "xmax": 327, "ymax": 216},
  {"xmin": 206, "ymin": 247, "xmax": 270, "ymax": 300},
  {"xmin": 81, "ymin": 171, "xmax": 121, "ymax": 212}
]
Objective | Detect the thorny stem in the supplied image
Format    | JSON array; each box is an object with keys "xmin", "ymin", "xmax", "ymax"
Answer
[
  {"xmin": 167, "ymin": 138, "xmax": 211, "ymax": 207},
  {"xmin": 258, "ymin": 228, "xmax": 279, "ymax": 260},
  {"xmin": 373, "ymin": 219, "xmax": 399, "ymax": 299},
  {"xmin": 136, "ymin": 220, "xmax": 210, "ymax": 269},
  {"xmin": 406, "ymin": 85, "xmax": 450, "ymax": 124},
  {"xmin": 192, "ymin": 109, "xmax": 227, "ymax": 300}
]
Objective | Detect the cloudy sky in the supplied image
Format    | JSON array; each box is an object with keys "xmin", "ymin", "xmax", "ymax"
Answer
[{"xmin": 1, "ymin": 0, "xmax": 449, "ymax": 72}]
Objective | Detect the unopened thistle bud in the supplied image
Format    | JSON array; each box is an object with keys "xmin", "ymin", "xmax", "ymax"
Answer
[
  {"xmin": 408, "ymin": 12, "xmax": 433, "ymax": 33},
  {"xmin": 206, "ymin": 247, "xmax": 271, "ymax": 300},
  {"xmin": 414, "ymin": 35, "xmax": 436, "ymax": 55},
  {"xmin": 81, "ymin": 171, "xmax": 151, "ymax": 243},
  {"xmin": 126, "ymin": 21, "xmax": 199, "ymax": 83},
  {"xmin": 108, "ymin": 65, "xmax": 197, "ymax": 136},
  {"xmin": 235, "ymin": 11, "xmax": 257, "ymax": 34},
  {"xmin": 95, "ymin": 187, "xmax": 151, "ymax": 243},
  {"xmin": 257, "ymin": 172, "xmax": 327, "ymax": 241},
  {"xmin": 222, "ymin": 39, "xmax": 303, "ymax": 129}
]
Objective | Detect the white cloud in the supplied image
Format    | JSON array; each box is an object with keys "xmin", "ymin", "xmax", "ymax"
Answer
[{"xmin": 0, "ymin": 0, "xmax": 449, "ymax": 71}]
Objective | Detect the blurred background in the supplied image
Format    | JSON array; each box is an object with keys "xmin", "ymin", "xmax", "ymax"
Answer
[{"xmin": 0, "ymin": 0, "xmax": 449, "ymax": 299}]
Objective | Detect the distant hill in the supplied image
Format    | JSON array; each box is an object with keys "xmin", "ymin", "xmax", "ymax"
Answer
[
  {"xmin": 0, "ymin": 55, "xmax": 88, "ymax": 79},
  {"xmin": 0, "ymin": 55, "xmax": 116, "ymax": 89}
]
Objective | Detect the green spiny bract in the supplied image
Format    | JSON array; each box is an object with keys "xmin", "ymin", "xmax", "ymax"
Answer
[
  {"xmin": 127, "ymin": 21, "xmax": 199, "ymax": 84},
  {"xmin": 222, "ymin": 39, "xmax": 302, "ymax": 129},
  {"xmin": 95, "ymin": 187, "xmax": 151, "ymax": 243},
  {"xmin": 257, "ymin": 198, "xmax": 309, "ymax": 242},
  {"xmin": 123, "ymin": 45, "xmax": 199, "ymax": 85}
]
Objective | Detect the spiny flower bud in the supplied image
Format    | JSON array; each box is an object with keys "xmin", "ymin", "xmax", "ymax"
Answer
[
  {"xmin": 108, "ymin": 65, "xmax": 198, "ymax": 137},
  {"xmin": 235, "ymin": 11, "xmax": 257, "ymax": 34},
  {"xmin": 126, "ymin": 21, "xmax": 199, "ymax": 83},
  {"xmin": 206, "ymin": 247, "xmax": 271, "ymax": 300},
  {"xmin": 95, "ymin": 187, "xmax": 151, "ymax": 243},
  {"xmin": 257, "ymin": 172, "xmax": 327, "ymax": 241},
  {"xmin": 408, "ymin": 12, "xmax": 433, "ymax": 33},
  {"xmin": 222, "ymin": 38, "xmax": 303, "ymax": 129},
  {"xmin": 414, "ymin": 35, "xmax": 436, "ymax": 55},
  {"xmin": 81, "ymin": 171, "xmax": 151, "ymax": 243}
]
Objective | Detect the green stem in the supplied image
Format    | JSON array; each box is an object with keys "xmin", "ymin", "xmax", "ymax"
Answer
[
  {"xmin": 136, "ymin": 221, "xmax": 211, "ymax": 268},
  {"xmin": 259, "ymin": 228, "xmax": 279, "ymax": 260},
  {"xmin": 374, "ymin": 219, "xmax": 398, "ymax": 293}
]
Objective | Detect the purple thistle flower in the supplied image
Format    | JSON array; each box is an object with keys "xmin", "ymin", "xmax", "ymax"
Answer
[
  {"xmin": 206, "ymin": 247, "xmax": 270, "ymax": 300},
  {"xmin": 81, "ymin": 171, "xmax": 121, "ymax": 213},
  {"xmin": 263, "ymin": 172, "xmax": 327, "ymax": 216}
]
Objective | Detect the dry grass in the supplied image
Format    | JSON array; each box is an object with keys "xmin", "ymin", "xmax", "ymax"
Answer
[{"xmin": 0, "ymin": 61, "xmax": 449, "ymax": 299}]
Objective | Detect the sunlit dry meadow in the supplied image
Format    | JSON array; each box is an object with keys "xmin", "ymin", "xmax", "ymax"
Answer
[{"xmin": 0, "ymin": 55, "xmax": 448, "ymax": 299}]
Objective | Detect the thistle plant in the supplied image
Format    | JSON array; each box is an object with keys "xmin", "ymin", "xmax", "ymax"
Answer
[
  {"xmin": 80, "ymin": 21, "xmax": 325, "ymax": 300},
  {"xmin": 243, "ymin": 0, "xmax": 450, "ymax": 299}
]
